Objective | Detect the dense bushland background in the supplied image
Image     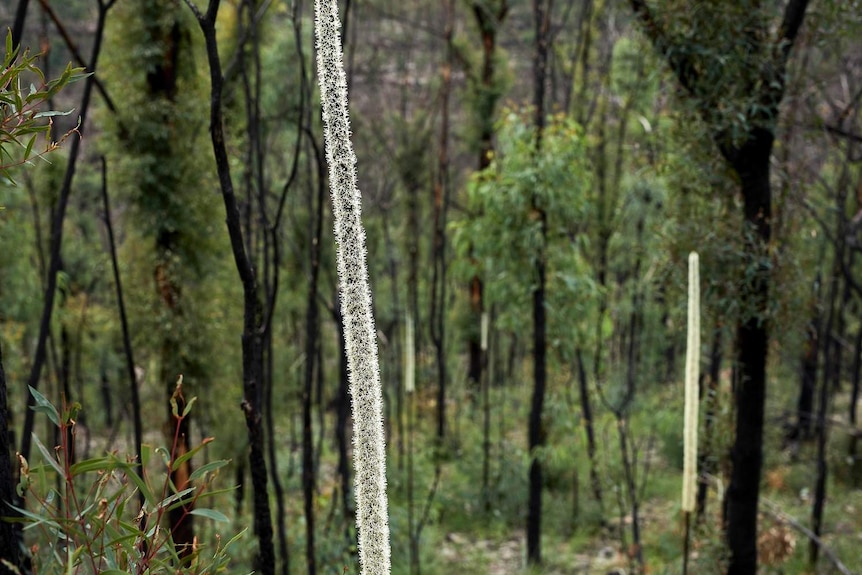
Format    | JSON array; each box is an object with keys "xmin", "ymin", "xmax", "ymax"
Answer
[{"xmin": 1, "ymin": 0, "xmax": 861, "ymax": 574}]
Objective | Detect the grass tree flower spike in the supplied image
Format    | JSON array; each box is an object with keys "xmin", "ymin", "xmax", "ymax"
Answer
[
  {"xmin": 682, "ymin": 252, "xmax": 700, "ymax": 513},
  {"xmin": 313, "ymin": 2, "xmax": 391, "ymax": 574},
  {"xmin": 405, "ymin": 314, "xmax": 415, "ymax": 394}
]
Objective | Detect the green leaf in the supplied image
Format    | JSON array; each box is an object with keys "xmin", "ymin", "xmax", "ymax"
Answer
[
  {"xmin": 9, "ymin": 504, "xmax": 62, "ymax": 531},
  {"xmin": 32, "ymin": 433, "xmax": 64, "ymax": 478},
  {"xmin": 23, "ymin": 135, "xmax": 35, "ymax": 161},
  {"xmin": 189, "ymin": 459, "xmax": 229, "ymax": 482},
  {"xmin": 112, "ymin": 458, "xmax": 156, "ymax": 507},
  {"xmin": 189, "ymin": 507, "xmax": 230, "ymax": 523},
  {"xmin": 34, "ymin": 109, "xmax": 74, "ymax": 119},
  {"xmin": 170, "ymin": 438, "xmax": 210, "ymax": 472},
  {"xmin": 182, "ymin": 396, "xmax": 197, "ymax": 417},
  {"xmin": 157, "ymin": 486, "xmax": 195, "ymax": 511},
  {"xmin": 69, "ymin": 456, "xmax": 113, "ymax": 477},
  {"xmin": 28, "ymin": 386, "xmax": 59, "ymax": 426}
]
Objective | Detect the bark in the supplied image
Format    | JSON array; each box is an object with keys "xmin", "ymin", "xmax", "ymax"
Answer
[
  {"xmin": 795, "ymin": 316, "xmax": 819, "ymax": 441},
  {"xmin": 810, "ymin": 209, "xmax": 847, "ymax": 568},
  {"xmin": 850, "ymin": 314, "xmax": 861, "ymax": 481},
  {"xmin": 19, "ymin": 0, "xmax": 114, "ymax": 464},
  {"xmin": 430, "ymin": 0, "xmax": 455, "ymax": 442},
  {"xmin": 526, "ymin": 0, "xmax": 551, "ymax": 564},
  {"xmin": 302, "ymin": 158, "xmax": 325, "ymax": 575},
  {"xmin": 332, "ymin": 305, "xmax": 353, "ymax": 525},
  {"xmin": 0, "ymin": 344, "xmax": 21, "ymax": 575},
  {"xmin": 724, "ymin": 134, "xmax": 772, "ymax": 575},
  {"xmin": 382, "ymin": 211, "xmax": 404, "ymax": 471},
  {"xmin": 467, "ymin": 1, "xmax": 508, "ymax": 394},
  {"xmin": 101, "ymin": 156, "xmax": 145, "ymax": 512},
  {"xmin": 628, "ymin": 2, "xmax": 811, "ymax": 572},
  {"xmin": 576, "ymin": 349, "xmax": 603, "ymax": 509},
  {"xmin": 185, "ymin": 2, "xmax": 275, "ymax": 572},
  {"xmin": 11, "ymin": 0, "xmax": 29, "ymax": 53},
  {"xmin": 696, "ymin": 325, "xmax": 722, "ymax": 519}
]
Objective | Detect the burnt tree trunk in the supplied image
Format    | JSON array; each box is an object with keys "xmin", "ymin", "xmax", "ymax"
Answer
[
  {"xmin": 467, "ymin": 0, "xmax": 509, "ymax": 394},
  {"xmin": 302, "ymin": 166, "xmax": 323, "ymax": 575},
  {"xmin": 723, "ymin": 131, "xmax": 773, "ymax": 575},
  {"xmin": 696, "ymin": 325, "xmax": 722, "ymax": 519},
  {"xmin": 19, "ymin": 0, "xmax": 112, "ymax": 464},
  {"xmin": 187, "ymin": 2, "xmax": 275, "ymax": 573},
  {"xmin": 629, "ymin": 2, "xmax": 811, "ymax": 573},
  {"xmin": 0, "ymin": 344, "xmax": 21, "ymax": 575},
  {"xmin": 795, "ymin": 315, "xmax": 819, "ymax": 441},
  {"xmin": 101, "ymin": 157, "xmax": 145, "ymax": 511},
  {"xmin": 576, "ymin": 349, "xmax": 603, "ymax": 509},
  {"xmin": 849, "ymin": 312, "xmax": 861, "ymax": 482},
  {"xmin": 526, "ymin": 0, "xmax": 550, "ymax": 564},
  {"xmin": 332, "ymin": 305, "xmax": 353, "ymax": 526}
]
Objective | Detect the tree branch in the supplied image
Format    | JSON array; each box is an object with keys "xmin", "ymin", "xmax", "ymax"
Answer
[
  {"xmin": 761, "ymin": 499, "xmax": 853, "ymax": 575},
  {"xmin": 777, "ymin": 0, "xmax": 811, "ymax": 65},
  {"xmin": 628, "ymin": 0, "xmax": 699, "ymax": 96}
]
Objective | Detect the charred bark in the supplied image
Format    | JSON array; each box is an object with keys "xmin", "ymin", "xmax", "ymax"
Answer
[
  {"xmin": 0, "ymin": 344, "xmax": 21, "ymax": 575},
  {"xmin": 101, "ymin": 157, "xmax": 145, "ymax": 511},
  {"xmin": 628, "ymin": 2, "xmax": 811, "ymax": 572},
  {"xmin": 185, "ymin": 2, "xmax": 275, "ymax": 572},
  {"xmin": 576, "ymin": 349, "xmax": 603, "ymax": 510},
  {"xmin": 526, "ymin": 0, "xmax": 551, "ymax": 564},
  {"xmin": 19, "ymin": 0, "xmax": 114, "ymax": 464}
]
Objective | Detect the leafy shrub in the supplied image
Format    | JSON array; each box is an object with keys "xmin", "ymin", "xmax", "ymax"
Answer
[{"xmin": 10, "ymin": 384, "xmax": 244, "ymax": 574}]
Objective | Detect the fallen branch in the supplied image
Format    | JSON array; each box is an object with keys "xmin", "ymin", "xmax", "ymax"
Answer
[{"xmin": 761, "ymin": 498, "xmax": 855, "ymax": 575}]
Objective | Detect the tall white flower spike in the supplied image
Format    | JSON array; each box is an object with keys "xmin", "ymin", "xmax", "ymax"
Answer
[
  {"xmin": 314, "ymin": 2, "xmax": 391, "ymax": 574},
  {"xmin": 682, "ymin": 252, "xmax": 700, "ymax": 513}
]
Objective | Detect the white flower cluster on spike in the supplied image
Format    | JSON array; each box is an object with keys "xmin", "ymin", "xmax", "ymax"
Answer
[
  {"xmin": 682, "ymin": 252, "xmax": 700, "ymax": 513},
  {"xmin": 313, "ymin": 2, "xmax": 391, "ymax": 574}
]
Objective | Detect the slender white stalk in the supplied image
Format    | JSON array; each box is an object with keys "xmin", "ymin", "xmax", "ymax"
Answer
[
  {"xmin": 405, "ymin": 314, "xmax": 415, "ymax": 394},
  {"xmin": 313, "ymin": 2, "xmax": 390, "ymax": 574},
  {"xmin": 682, "ymin": 252, "xmax": 700, "ymax": 513},
  {"xmin": 480, "ymin": 311, "xmax": 489, "ymax": 352}
]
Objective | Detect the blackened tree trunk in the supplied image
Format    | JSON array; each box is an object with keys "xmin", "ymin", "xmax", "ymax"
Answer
[
  {"xmin": 795, "ymin": 316, "xmax": 819, "ymax": 441},
  {"xmin": 11, "ymin": 0, "xmax": 29, "ymax": 52},
  {"xmin": 724, "ymin": 136, "xmax": 772, "ymax": 575},
  {"xmin": 810, "ymin": 208, "xmax": 847, "ymax": 568},
  {"xmin": 185, "ymin": 2, "xmax": 275, "ymax": 573},
  {"xmin": 101, "ymin": 157, "xmax": 145, "ymax": 512},
  {"xmin": 576, "ymin": 349, "xmax": 603, "ymax": 510},
  {"xmin": 696, "ymin": 325, "xmax": 722, "ymax": 519},
  {"xmin": 629, "ymin": 3, "xmax": 810, "ymax": 573},
  {"xmin": 430, "ymin": 0, "xmax": 455, "ymax": 442},
  {"xmin": 0, "ymin": 344, "xmax": 21, "ymax": 575},
  {"xmin": 467, "ymin": 0, "xmax": 509, "ymax": 394},
  {"xmin": 19, "ymin": 0, "xmax": 114, "ymax": 464},
  {"xmin": 526, "ymin": 0, "xmax": 550, "ymax": 565},
  {"xmin": 332, "ymin": 305, "xmax": 353, "ymax": 525},
  {"xmin": 850, "ymin": 316, "xmax": 862, "ymax": 481},
  {"xmin": 302, "ymin": 137, "xmax": 326, "ymax": 575}
]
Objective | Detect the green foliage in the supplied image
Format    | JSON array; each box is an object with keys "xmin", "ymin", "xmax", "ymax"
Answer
[
  {"xmin": 0, "ymin": 30, "xmax": 85, "ymax": 186},
  {"xmin": 13, "ymin": 388, "xmax": 244, "ymax": 575},
  {"xmin": 453, "ymin": 110, "xmax": 595, "ymax": 338}
]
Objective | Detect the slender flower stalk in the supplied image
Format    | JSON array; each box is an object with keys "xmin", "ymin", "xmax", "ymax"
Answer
[
  {"xmin": 682, "ymin": 252, "xmax": 700, "ymax": 512},
  {"xmin": 313, "ymin": 2, "xmax": 391, "ymax": 574},
  {"xmin": 405, "ymin": 314, "xmax": 415, "ymax": 394}
]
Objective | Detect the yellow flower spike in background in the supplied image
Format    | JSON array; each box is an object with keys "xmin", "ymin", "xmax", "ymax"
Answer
[
  {"xmin": 683, "ymin": 251, "xmax": 700, "ymax": 513},
  {"xmin": 682, "ymin": 251, "xmax": 700, "ymax": 575}
]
